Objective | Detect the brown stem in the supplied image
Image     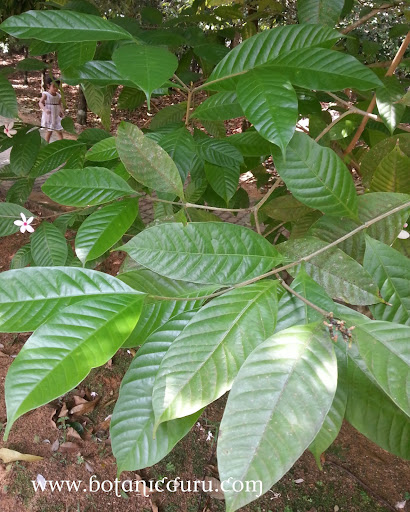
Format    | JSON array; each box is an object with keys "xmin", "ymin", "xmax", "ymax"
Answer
[
  {"xmin": 344, "ymin": 32, "xmax": 410, "ymax": 155},
  {"xmin": 275, "ymin": 273, "xmax": 330, "ymax": 316},
  {"xmin": 341, "ymin": 3, "xmax": 392, "ymax": 35},
  {"xmin": 253, "ymin": 178, "xmax": 282, "ymax": 235}
]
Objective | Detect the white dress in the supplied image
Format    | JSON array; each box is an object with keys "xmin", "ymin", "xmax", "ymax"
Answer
[{"xmin": 41, "ymin": 91, "xmax": 63, "ymax": 131}]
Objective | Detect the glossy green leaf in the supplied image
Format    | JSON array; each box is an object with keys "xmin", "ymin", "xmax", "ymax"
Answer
[
  {"xmin": 0, "ymin": 74, "xmax": 18, "ymax": 118},
  {"xmin": 263, "ymin": 48, "xmax": 382, "ymax": 91},
  {"xmin": 4, "ymin": 294, "xmax": 144, "ymax": 439},
  {"xmin": 58, "ymin": 41, "xmax": 96, "ymax": 71},
  {"xmin": 30, "ymin": 139, "xmax": 87, "ymax": 178},
  {"xmin": 237, "ymin": 71, "xmax": 297, "ymax": 152},
  {"xmin": 117, "ymin": 87, "xmax": 146, "ymax": 111},
  {"xmin": 75, "ymin": 198, "xmax": 139, "ymax": 264},
  {"xmin": 42, "ymin": 167, "xmax": 135, "ymax": 207},
  {"xmin": 116, "ymin": 122, "xmax": 184, "ymax": 199},
  {"xmin": 150, "ymin": 102, "xmax": 187, "ymax": 130},
  {"xmin": 120, "ymin": 222, "xmax": 282, "ymax": 285},
  {"xmin": 158, "ymin": 127, "xmax": 200, "ymax": 183},
  {"xmin": 278, "ymin": 236, "xmax": 381, "ymax": 305},
  {"xmin": 196, "ymin": 138, "xmax": 243, "ymax": 170},
  {"xmin": 192, "ymin": 92, "xmax": 243, "ymax": 120},
  {"xmin": 85, "ymin": 137, "xmax": 119, "ymax": 162},
  {"xmin": 298, "ymin": 0, "xmax": 344, "ymax": 26},
  {"xmin": 10, "ymin": 244, "xmax": 33, "ymax": 270},
  {"xmin": 111, "ymin": 311, "xmax": 200, "ymax": 472},
  {"xmin": 0, "ymin": 267, "xmax": 142, "ymax": 332},
  {"xmin": 205, "ymin": 162, "xmax": 239, "ymax": 203},
  {"xmin": 153, "ymin": 281, "xmax": 278, "ymax": 427},
  {"xmin": 0, "ymin": 203, "xmax": 34, "ymax": 237},
  {"xmin": 364, "ymin": 236, "xmax": 410, "ymax": 325},
  {"xmin": 218, "ymin": 323, "xmax": 337, "ymax": 511},
  {"xmin": 370, "ymin": 145, "xmax": 410, "ymax": 194},
  {"xmin": 63, "ymin": 61, "xmax": 135, "ymax": 87},
  {"xmin": 272, "ymin": 132, "xmax": 358, "ymax": 219},
  {"xmin": 10, "ymin": 129, "xmax": 41, "ymax": 177},
  {"xmin": 16, "ymin": 58, "xmax": 47, "ymax": 71},
  {"xmin": 30, "ymin": 222, "xmax": 68, "ymax": 267},
  {"xmin": 61, "ymin": 117, "xmax": 76, "ymax": 135},
  {"xmin": 82, "ymin": 83, "xmax": 116, "ymax": 129},
  {"xmin": 0, "ymin": 10, "xmax": 132, "ymax": 42},
  {"xmin": 6, "ymin": 178, "xmax": 34, "ymax": 206},
  {"xmin": 262, "ymin": 195, "xmax": 313, "ymax": 222},
  {"xmin": 207, "ymin": 25, "xmax": 340, "ymax": 89},
  {"xmin": 376, "ymin": 77, "xmax": 406, "ymax": 134},
  {"xmin": 228, "ymin": 130, "xmax": 271, "ymax": 157},
  {"xmin": 113, "ymin": 45, "xmax": 178, "ymax": 107}
]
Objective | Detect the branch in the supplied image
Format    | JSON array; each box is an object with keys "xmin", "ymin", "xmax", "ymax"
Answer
[
  {"xmin": 344, "ymin": 31, "xmax": 410, "ymax": 155},
  {"xmin": 341, "ymin": 3, "xmax": 392, "ymax": 34},
  {"xmin": 275, "ymin": 273, "xmax": 330, "ymax": 316},
  {"xmin": 144, "ymin": 195, "xmax": 253, "ymax": 213},
  {"xmin": 147, "ymin": 200, "xmax": 410, "ymax": 302},
  {"xmin": 315, "ymin": 110, "xmax": 353, "ymax": 142},
  {"xmin": 173, "ymin": 74, "xmax": 190, "ymax": 93}
]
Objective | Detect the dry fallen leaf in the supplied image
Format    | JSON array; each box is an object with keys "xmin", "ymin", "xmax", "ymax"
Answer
[
  {"xmin": 58, "ymin": 403, "xmax": 68, "ymax": 418},
  {"xmin": 200, "ymin": 476, "xmax": 225, "ymax": 500},
  {"xmin": 0, "ymin": 448, "xmax": 43, "ymax": 463},
  {"xmin": 70, "ymin": 398, "xmax": 99, "ymax": 416},
  {"xmin": 66, "ymin": 427, "xmax": 82, "ymax": 440},
  {"xmin": 51, "ymin": 439, "xmax": 60, "ymax": 452},
  {"xmin": 59, "ymin": 442, "xmax": 81, "ymax": 454},
  {"xmin": 150, "ymin": 501, "xmax": 159, "ymax": 512}
]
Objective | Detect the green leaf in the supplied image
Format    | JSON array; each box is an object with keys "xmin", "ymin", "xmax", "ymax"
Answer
[
  {"xmin": 30, "ymin": 139, "xmax": 87, "ymax": 178},
  {"xmin": 57, "ymin": 41, "xmax": 96, "ymax": 71},
  {"xmin": 118, "ymin": 269, "xmax": 212, "ymax": 348},
  {"xmin": 196, "ymin": 138, "xmax": 243, "ymax": 170},
  {"xmin": 120, "ymin": 222, "xmax": 282, "ymax": 285},
  {"xmin": 63, "ymin": 61, "xmax": 135, "ymax": 87},
  {"xmin": 262, "ymin": 48, "xmax": 382, "ymax": 91},
  {"xmin": 228, "ymin": 130, "xmax": 271, "ymax": 157},
  {"xmin": 272, "ymin": 132, "xmax": 358, "ymax": 219},
  {"xmin": 16, "ymin": 58, "xmax": 47, "ymax": 71},
  {"xmin": 376, "ymin": 77, "xmax": 406, "ymax": 134},
  {"xmin": 10, "ymin": 129, "xmax": 41, "ymax": 177},
  {"xmin": 347, "ymin": 315, "xmax": 410, "ymax": 417},
  {"xmin": 153, "ymin": 281, "xmax": 278, "ymax": 427},
  {"xmin": 158, "ymin": 127, "xmax": 200, "ymax": 183},
  {"xmin": 237, "ymin": 72, "xmax": 297, "ymax": 152},
  {"xmin": 81, "ymin": 83, "xmax": 116, "ymax": 130},
  {"xmin": 364, "ymin": 236, "xmax": 410, "ymax": 325},
  {"xmin": 10, "ymin": 244, "xmax": 33, "ymax": 270},
  {"xmin": 113, "ymin": 45, "xmax": 178, "ymax": 108},
  {"xmin": 192, "ymin": 92, "xmax": 243, "ymax": 121},
  {"xmin": 0, "ymin": 267, "xmax": 143, "ymax": 332},
  {"xmin": 111, "ymin": 311, "xmax": 201, "ymax": 473},
  {"xmin": 4, "ymin": 294, "xmax": 144, "ymax": 439},
  {"xmin": 117, "ymin": 87, "xmax": 146, "ymax": 110},
  {"xmin": 277, "ymin": 236, "xmax": 381, "ymax": 305},
  {"xmin": 370, "ymin": 145, "xmax": 410, "ymax": 194},
  {"xmin": 218, "ymin": 323, "xmax": 337, "ymax": 511},
  {"xmin": 116, "ymin": 122, "xmax": 184, "ymax": 199},
  {"xmin": 75, "ymin": 198, "xmax": 139, "ymax": 264},
  {"xmin": 85, "ymin": 137, "xmax": 119, "ymax": 162},
  {"xmin": 207, "ymin": 25, "xmax": 341, "ymax": 90},
  {"xmin": 0, "ymin": 10, "xmax": 132, "ymax": 42},
  {"xmin": 0, "ymin": 74, "xmax": 18, "ymax": 118},
  {"xmin": 0, "ymin": 203, "xmax": 35, "ymax": 237},
  {"xmin": 6, "ymin": 178, "xmax": 34, "ymax": 206},
  {"xmin": 262, "ymin": 195, "xmax": 313, "ymax": 222},
  {"xmin": 298, "ymin": 0, "xmax": 344, "ymax": 26},
  {"xmin": 205, "ymin": 162, "xmax": 239, "ymax": 203},
  {"xmin": 30, "ymin": 222, "xmax": 68, "ymax": 267},
  {"xmin": 61, "ymin": 117, "xmax": 76, "ymax": 135},
  {"xmin": 42, "ymin": 167, "xmax": 135, "ymax": 207},
  {"xmin": 78, "ymin": 128, "xmax": 111, "ymax": 146},
  {"xmin": 150, "ymin": 102, "xmax": 187, "ymax": 130}
]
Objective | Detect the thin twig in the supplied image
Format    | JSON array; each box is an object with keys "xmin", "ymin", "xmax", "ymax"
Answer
[
  {"xmin": 315, "ymin": 110, "xmax": 353, "ymax": 142},
  {"xmin": 253, "ymin": 178, "xmax": 282, "ymax": 235},
  {"xmin": 145, "ymin": 195, "xmax": 253, "ymax": 213},
  {"xmin": 263, "ymin": 221, "xmax": 285, "ymax": 238},
  {"xmin": 185, "ymin": 90, "xmax": 193, "ymax": 126},
  {"xmin": 341, "ymin": 3, "xmax": 392, "ymax": 34},
  {"xmin": 193, "ymin": 70, "xmax": 248, "ymax": 92},
  {"xmin": 173, "ymin": 74, "xmax": 190, "ymax": 92},
  {"xmin": 146, "ymin": 200, "xmax": 410, "ymax": 302},
  {"xmin": 344, "ymin": 32, "xmax": 410, "ymax": 155},
  {"xmin": 275, "ymin": 273, "xmax": 330, "ymax": 316}
]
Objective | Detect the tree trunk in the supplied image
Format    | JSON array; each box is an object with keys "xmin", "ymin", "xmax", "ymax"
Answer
[{"xmin": 77, "ymin": 86, "xmax": 87, "ymax": 125}]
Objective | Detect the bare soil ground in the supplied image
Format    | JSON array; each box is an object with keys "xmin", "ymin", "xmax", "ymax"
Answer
[{"xmin": 0, "ymin": 53, "xmax": 409, "ymax": 512}]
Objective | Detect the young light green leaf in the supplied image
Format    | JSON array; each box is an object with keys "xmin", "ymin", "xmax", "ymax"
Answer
[
  {"xmin": 262, "ymin": 195, "xmax": 313, "ymax": 222},
  {"xmin": 120, "ymin": 222, "xmax": 282, "ymax": 285},
  {"xmin": 42, "ymin": 166, "xmax": 135, "ymax": 206},
  {"xmin": 272, "ymin": 132, "xmax": 358, "ymax": 219},
  {"xmin": 0, "ymin": 74, "xmax": 18, "ymax": 118},
  {"xmin": 116, "ymin": 122, "xmax": 184, "ymax": 198},
  {"xmin": 0, "ymin": 267, "xmax": 142, "ymax": 332},
  {"xmin": 370, "ymin": 145, "xmax": 410, "ymax": 194},
  {"xmin": 204, "ymin": 162, "xmax": 239, "ymax": 203},
  {"xmin": 111, "ymin": 311, "xmax": 200, "ymax": 473},
  {"xmin": 376, "ymin": 77, "xmax": 406, "ymax": 134},
  {"xmin": 75, "ymin": 198, "xmax": 139, "ymax": 264},
  {"xmin": 237, "ymin": 72, "xmax": 297, "ymax": 152},
  {"xmin": 113, "ymin": 45, "xmax": 178, "ymax": 107},
  {"xmin": 85, "ymin": 137, "xmax": 119, "ymax": 162},
  {"xmin": 277, "ymin": 236, "xmax": 381, "ymax": 305},
  {"xmin": 0, "ymin": 203, "xmax": 34, "ymax": 237},
  {"xmin": 0, "ymin": 10, "xmax": 132, "ymax": 42},
  {"xmin": 192, "ymin": 92, "xmax": 243, "ymax": 120},
  {"xmin": 57, "ymin": 41, "xmax": 96, "ymax": 71},
  {"xmin": 4, "ymin": 295, "xmax": 144, "ymax": 439},
  {"xmin": 364, "ymin": 236, "xmax": 410, "ymax": 325},
  {"xmin": 153, "ymin": 281, "xmax": 278, "ymax": 428},
  {"xmin": 82, "ymin": 83, "xmax": 116, "ymax": 129},
  {"xmin": 218, "ymin": 323, "xmax": 337, "ymax": 511},
  {"xmin": 30, "ymin": 222, "xmax": 68, "ymax": 267}
]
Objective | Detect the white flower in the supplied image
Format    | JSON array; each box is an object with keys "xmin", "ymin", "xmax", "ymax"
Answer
[
  {"xmin": 14, "ymin": 213, "xmax": 34, "ymax": 233},
  {"xmin": 206, "ymin": 431, "xmax": 213, "ymax": 441},
  {"xmin": 4, "ymin": 121, "xmax": 17, "ymax": 138},
  {"xmin": 398, "ymin": 230, "xmax": 409, "ymax": 240}
]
